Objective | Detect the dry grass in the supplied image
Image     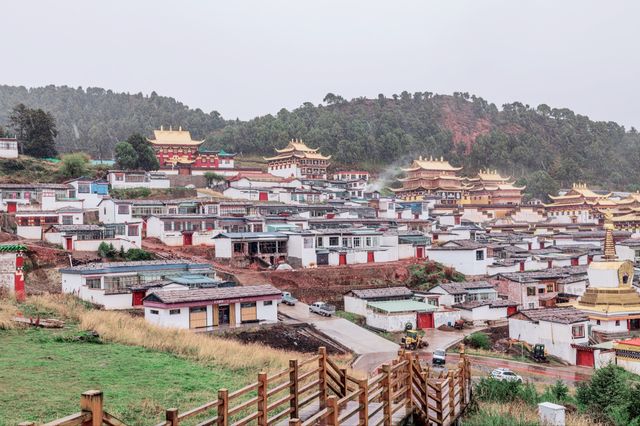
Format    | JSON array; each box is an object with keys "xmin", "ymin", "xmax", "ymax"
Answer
[
  {"xmin": 476, "ymin": 401, "xmax": 602, "ymax": 426},
  {"xmin": 0, "ymin": 294, "xmax": 18, "ymax": 330},
  {"xmin": 26, "ymin": 294, "xmax": 297, "ymax": 372}
]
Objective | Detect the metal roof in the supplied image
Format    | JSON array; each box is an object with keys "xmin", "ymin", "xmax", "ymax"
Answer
[
  {"xmin": 367, "ymin": 300, "xmax": 436, "ymax": 313},
  {"xmin": 145, "ymin": 284, "xmax": 281, "ymax": 304},
  {"xmin": 60, "ymin": 260, "xmax": 213, "ymax": 274}
]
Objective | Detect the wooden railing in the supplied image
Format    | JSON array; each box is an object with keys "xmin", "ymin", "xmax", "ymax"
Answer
[{"xmin": 20, "ymin": 346, "xmax": 472, "ymax": 426}]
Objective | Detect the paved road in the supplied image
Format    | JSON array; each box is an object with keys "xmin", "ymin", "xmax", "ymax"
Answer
[
  {"xmin": 419, "ymin": 352, "xmax": 593, "ymax": 385},
  {"xmin": 279, "ymin": 302, "xmax": 399, "ymax": 373}
]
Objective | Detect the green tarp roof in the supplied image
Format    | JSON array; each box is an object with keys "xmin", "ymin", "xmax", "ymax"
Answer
[{"xmin": 367, "ymin": 300, "xmax": 437, "ymax": 313}]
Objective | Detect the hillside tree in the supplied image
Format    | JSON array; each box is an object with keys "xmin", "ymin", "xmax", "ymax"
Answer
[{"xmin": 9, "ymin": 103, "xmax": 58, "ymax": 158}]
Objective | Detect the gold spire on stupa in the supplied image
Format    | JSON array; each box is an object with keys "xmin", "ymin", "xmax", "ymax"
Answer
[{"xmin": 602, "ymin": 210, "xmax": 617, "ymax": 260}]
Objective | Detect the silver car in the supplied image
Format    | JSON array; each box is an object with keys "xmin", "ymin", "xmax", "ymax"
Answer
[{"xmin": 490, "ymin": 368, "xmax": 523, "ymax": 382}]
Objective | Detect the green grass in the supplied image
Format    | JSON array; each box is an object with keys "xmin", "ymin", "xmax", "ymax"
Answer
[
  {"xmin": 335, "ymin": 310, "xmax": 365, "ymax": 325},
  {"xmin": 1, "ymin": 328, "xmax": 243, "ymax": 426}
]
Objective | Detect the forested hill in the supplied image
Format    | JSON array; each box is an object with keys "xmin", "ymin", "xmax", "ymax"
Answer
[
  {"xmin": 0, "ymin": 85, "xmax": 226, "ymax": 160},
  {"xmin": 2, "ymin": 85, "xmax": 640, "ymax": 192}
]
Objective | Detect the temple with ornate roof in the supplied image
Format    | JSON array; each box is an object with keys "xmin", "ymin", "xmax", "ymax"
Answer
[
  {"xmin": 148, "ymin": 126, "xmax": 236, "ymax": 175},
  {"xmin": 462, "ymin": 170, "xmax": 525, "ymax": 205},
  {"xmin": 570, "ymin": 213, "xmax": 640, "ymax": 341},
  {"xmin": 544, "ymin": 183, "xmax": 612, "ymax": 224},
  {"xmin": 265, "ymin": 139, "xmax": 331, "ymax": 180},
  {"xmin": 390, "ymin": 156, "xmax": 467, "ymax": 203}
]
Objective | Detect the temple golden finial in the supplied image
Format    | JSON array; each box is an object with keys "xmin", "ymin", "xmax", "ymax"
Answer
[{"xmin": 603, "ymin": 209, "xmax": 617, "ymax": 260}]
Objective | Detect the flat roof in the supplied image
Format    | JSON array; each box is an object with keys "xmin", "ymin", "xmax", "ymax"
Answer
[
  {"xmin": 367, "ymin": 300, "xmax": 436, "ymax": 313},
  {"xmin": 60, "ymin": 260, "xmax": 213, "ymax": 275}
]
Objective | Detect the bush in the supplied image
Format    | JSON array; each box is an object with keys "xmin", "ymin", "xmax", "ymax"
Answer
[
  {"xmin": 59, "ymin": 152, "xmax": 90, "ymax": 178},
  {"xmin": 576, "ymin": 364, "xmax": 640, "ymax": 424},
  {"xmin": 98, "ymin": 242, "xmax": 116, "ymax": 258},
  {"xmin": 465, "ymin": 332, "xmax": 492, "ymax": 350},
  {"xmin": 124, "ymin": 248, "xmax": 155, "ymax": 261}
]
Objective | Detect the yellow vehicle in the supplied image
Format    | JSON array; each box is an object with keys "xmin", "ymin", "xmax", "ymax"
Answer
[{"xmin": 401, "ymin": 325, "xmax": 427, "ymax": 350}]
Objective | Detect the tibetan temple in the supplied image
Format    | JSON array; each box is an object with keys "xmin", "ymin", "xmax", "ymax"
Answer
[
  {"xmin": 265, "ymin": 139, "xmax": 331, "ymax": 180},
  {"xmin": 148, "ymin": 126, "xmax": 235, "ymax": 175},
  {"xmin": 391, "ymin": 156, "xmax": 466, "ymax": 203},
  {"xmin": 462, "ymin": 170, "xmax": 525, "ymax": 205}
]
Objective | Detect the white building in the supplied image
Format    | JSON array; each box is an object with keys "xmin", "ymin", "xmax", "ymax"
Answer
[
  {"xmin": 0, "ymin": 137, "xmax": 19, "ymax": 159},
  {"xmin": 508, "ymin": 307, "xmax": 590, "ymax": 364},
  {"xmin": 107, "ymin": 170, "xmax": 171, "ymax": 189},
  {"xmin": 453, "ymin": 300, "xmax": 518, "ymax": 324},
  {"xmin": 0, "ymin": 183, "xmax": 81, "ymax": 213},
  {"xmin": 66, "ymin": 177, "xmax": 110, "ymax": 209},
  {"xmin": 15, "ymin": 207, "xmax": 84, "ymax": 240},
  {"xmin": 427, "ymin": 240, "xmax": 492, "ymax": 276},
  {"xmin": 146, "ymin": 214, "xmax": 219, "ymax": 246},
  {"xmin": 427, "ymin": 281, "xmax": 499, "ymax": 307},
  {"xmin": 60, "ymin": 259, "xmax": 215, "ymax": 309},
  {"xmin": 44, "ymin": 223, "xmax": 141, "ymax": 251},
  {"xmin": 143, "ymin": 284, "xmax": 281, "ymax": 330}
]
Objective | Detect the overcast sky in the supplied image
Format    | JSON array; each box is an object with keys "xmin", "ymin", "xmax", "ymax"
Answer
[{"xmin": 3, "ymin": 1, "xmax": 639, "ymax": 127}]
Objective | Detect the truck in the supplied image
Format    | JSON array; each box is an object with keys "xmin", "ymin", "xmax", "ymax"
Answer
[
  {"xmin": 281, "ymin": 292, "xmax": 298, "ymax": 306},
  {"xmin": 309, "ymin": 301, "xmax": 336, "ymax": 317},
  {"xmin": 432, "ymin": 349, "xmax": 446, "ymax": 366}
]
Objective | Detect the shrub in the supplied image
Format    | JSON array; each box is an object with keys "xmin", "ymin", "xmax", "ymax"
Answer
[
  {"xmin": 98, "ymin": 242, "xmax": 116, "ymax": 258},
  {"xmin": 465, "ymin": 332, "xmax": 492, "ymax": 350},
  {"xmin": 124, "ymin": 248, "xmax": 155, "ymax": 261},
  {"xmin": 59, "ymin": 152, "xmax": 90, "ymax": 178},
  {"xmin": 576, "ymin": 364, "xmax": 638, "ymax": 423}
]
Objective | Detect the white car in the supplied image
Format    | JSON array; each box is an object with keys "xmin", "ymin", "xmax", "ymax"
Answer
[{"xmin": 490, "ymin": 368, "xmax": 523, "ymax": 382}]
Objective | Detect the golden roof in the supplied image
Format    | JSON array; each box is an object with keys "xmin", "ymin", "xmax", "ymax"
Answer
[
  {"xmin": 265, "ymin": 139, "xmax": 331, "ymax": 161},
  {"xmin": 402, "ymin": 156, "xmax": 462, "ymax": 172},
  {"xmin": 148, "ymin": 126, "xmax": 204, "ymax": 146},
  {"xmin": 275, "ymin": 139, "xmax": 319, "ymax": 153},
  {"xmin": 549, "ymin": 183, "xmax": 610, "ymax": 201}
]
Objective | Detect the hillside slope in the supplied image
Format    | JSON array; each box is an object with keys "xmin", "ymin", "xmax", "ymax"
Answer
[{"xmin": 1, "ymin": 85, "xmax": 639, "ymax": 191}]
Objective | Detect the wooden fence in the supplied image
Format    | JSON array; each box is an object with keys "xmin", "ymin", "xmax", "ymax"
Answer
[{"xmin": 19, "ymin": 346, "xmax": 472, "ymax": 426}]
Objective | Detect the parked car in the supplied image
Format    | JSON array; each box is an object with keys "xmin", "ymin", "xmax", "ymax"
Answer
[
  {"xmin": 309, "ymin": 301, "xmax": 336, "ymax": 317},
  {"xmin": 432, "ymin": 349, "xmax": 446, "ymax": 366},
  {"xmin": 281, "ymin": 291, "xmax": 298, "ymax": 306},
  {"xmin": 490, "ymin": 368, "xmax": 523, "ymax": 382}
]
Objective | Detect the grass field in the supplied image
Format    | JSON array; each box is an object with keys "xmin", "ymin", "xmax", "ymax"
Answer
[{"xmin": 0, "ymin": 328, "xmax": 243, "ymax": 426}]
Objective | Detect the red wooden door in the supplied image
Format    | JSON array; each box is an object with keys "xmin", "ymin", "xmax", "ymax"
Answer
[
  {"xmin": 65, "ymin": 237, "xmax": 73, "ymax": 251},
  {"xmin": 259, "ymin": 192, "xmax": 268, "ymax": 201},
  {"xmin": 214, "ymin": 158, "xmax": 220, "ymax": 168},
  {"xmin": 132, "ymin": 291, "xmax": 145, "ymax": 306},
  {"xmin": 507, "ymin": 306, "xmax": 517, "ymax": 316},
  {"xmin": 576, "ymin": 349, "xmax": 594, "ymax": 367},
  {"xmin": 183, "ymin": 232, "xmax": 193, "ymax": 246},
  {"xmin": 339, "ymin": 253, "xmax": 347, "ymax": 265},
  {"xmin": 417, "ymin": 312, "xmax": 434, "ymax": 329},
  {"xmin": 7, "ymin": 202, "xmax": 16, "ymax": 213},
  {"xmin": 367, "ymin": 251, "xmax": 375, "ymax": 263},
  {"xmin": 416, "ymin": 247, "xmax": 424, "ymax": 259}
]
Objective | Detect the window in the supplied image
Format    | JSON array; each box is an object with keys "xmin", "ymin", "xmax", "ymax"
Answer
[
  {"xmin": 78, "ymin": 184, "xmax": 90, "ymax": 193},
  {"xmin": 241, "ymin": 302, "xmax": 257, "ymax": 322},
  {"xmin": 353, "ymin": 237, "xmax": 361, "ymax": 248},
  {"xmin": 329, "ymin": 237, "xmax": 339, "ymax": 246},
  {"xmin": 572, "ymin": 324, "xmax": 585, "ymax": 339},
  {"xmin": 303, "ymin": 237, "xmax": 313, "ymax": 249},
  {"xmin": 264, "ymin": 300, "xmax": 273, "ymax": 306},
  {"xmin": 616, "ymin": 320, "xmax": 621, "ymax": 326},
  {"xmin": 150, "ymin": 309, "xmax": 159, "ymax": 315},
  {"xmin": 475, "ymin": 250, "xmax": 484, "ymax": 261},
  {"xmin": 316, "ymin": 237, "xmax": 324, "ymax": 247},
  {"xmin": 169, "ymin": 309, "xmax": 181, "ymax": 315},
  {"xmin": 365, "ymin": 237, "xmax": 372, "ymax": 247},
  {"xmin": 527, "ymin": 287, "xmax": 536, "ymax": 296},
  {"xmin": 62, "ymin": 216, "xmax": 73, "ymax": 225},
  {"xmin": 128, "ymin": 225, "xmax": 139, "ymax": 237},
  {"xmin": 546, "ymin": 284, "xmax": 554, "ymax": 293},
  {"xmin": 86, "ymin": 278, "xmax": 101, "ymax": 289},
  {"xmin": 538, "ymin": 288, "xmax": 545, "ymax": 294},
  {"xmin": 528, "ymin": 303, "xmax": 535, "ymax": 309},
  {"xmin": 118, "ymin": 205, "xmax": 130, "ymax": 215},
  {"xmin": 454, "ymin": 294, "xmax": 464, "ymax": 303},
  {"xmin": 596, "ymin": 320, "xmax": 601, "ymax": 325}
]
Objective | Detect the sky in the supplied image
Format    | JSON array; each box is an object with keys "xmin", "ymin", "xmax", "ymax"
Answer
[{"xmin": 2, "ymin": 1, "xmax": 640, "ymax": 127}]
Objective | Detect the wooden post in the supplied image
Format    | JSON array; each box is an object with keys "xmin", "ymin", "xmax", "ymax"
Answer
[
  {"xmin": 405, "ymin": 352, "xmax": 413, "ymax": 410},
  {"xmin": 358, "ymin": 378, "xmax": 369, "ymax": 426},
  {"xmin": 289, "ymin": 359, "xmax": 299, "ymax": 419},
  {"xmin": 289, "ymin": 419, "xmax": 301, "ymax": 426},
  {"xmin": 166, "ymin": 408, "xmax": 179, "ymax": 426},
  {"xmin": 326, "ymin": 395, "xmax": 339, "ymax": 426},
  {"xmin": 435, "ymin": 382, "xmax": 443, "ymax": 425},
  {"xmin": 217, "ymin": 389, "xmax": 229, "ymax": 426},
  {"xmin": 318, "ymin": 347, "xmax": 328, "ymax": 409},
  {"xmin": 80, "ymin": 390, "xmax": 103, "ymax": 426},
  {"xmin": 339, "ymin": 367, "xmax": 348, "ymax": 396},
  {"xmin": 448, "ymin": 371, "xmax": 455, "ymax": 419},
  {"xmin": 382, "ymin": 364, "xmax": 392, "ymax": 426},
  {"xmin": 258, "ymin": 372, "xmax": 268, "ymax": 426},
  {"xmin": 458, "ymin": 360, "xmax": 466, "ymax": 406},
  {"xmin": 422, "ymin": 371, "xmax": 429, "ymax": 416}
]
